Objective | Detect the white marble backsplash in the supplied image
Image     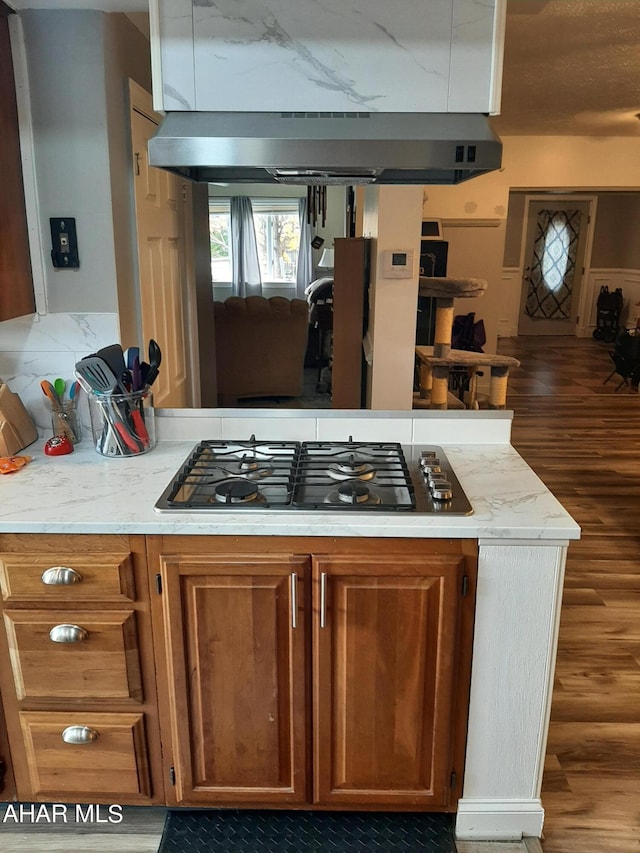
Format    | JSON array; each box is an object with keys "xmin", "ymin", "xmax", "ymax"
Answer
[{"xmin": 0, "ymin": 312, "xmax": 119, "ymax": 436}]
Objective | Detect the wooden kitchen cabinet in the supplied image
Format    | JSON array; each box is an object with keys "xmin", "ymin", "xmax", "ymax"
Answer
[
  {"xmin": 149, "ymin": 535, "xmax": 476, "ymax": 810},
  {"xmin": 153, "ymin": 549, "xmax": 308, "ymax": 805},
  {"xmin": 313, "ymin": 554, "xmax": 466, "ymax": 808},
  {"xmin": 0, "ymin": 534, "xmax": 163, "ymax": 804}
]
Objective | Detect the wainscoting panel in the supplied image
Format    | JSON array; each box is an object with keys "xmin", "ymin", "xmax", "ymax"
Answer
[{"xmin": 498, "ymin": 268, "xmax": 520, "ymax": 338}]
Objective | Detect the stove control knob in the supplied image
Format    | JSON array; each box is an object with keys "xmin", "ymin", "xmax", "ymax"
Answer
[
  {"xmin": 431, "ymin": 481, "xmax": 453, "ymax": 501},
  {"xmin": 421, "ymin": 461, "xmax": 442, "ymax": 474},
  {"xmin": 428, "ymin": 473, "xmax": 448, "ymax": 487},
  {"xmin": 420, "ymin": 454, "xmax": 439, "ymax": 466}
]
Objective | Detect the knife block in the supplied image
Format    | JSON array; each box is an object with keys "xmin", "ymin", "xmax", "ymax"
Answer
[{"xmin": 0, "ymin": 382, "xmax": 38, "ymax": 456}]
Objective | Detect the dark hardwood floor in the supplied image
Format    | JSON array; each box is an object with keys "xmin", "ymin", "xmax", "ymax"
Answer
[{"xmin": 498, "ymin": 335, "xmax": 640, "ymax": 853}]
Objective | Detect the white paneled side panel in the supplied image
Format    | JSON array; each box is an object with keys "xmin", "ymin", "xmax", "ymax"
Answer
[
  {"xmin": 449, "ymin": 0, "xmax": 500, "ymax": 112},
  {"xmin": 156, "ymin": 0, "xmax": 195, "ymax": 110},
  {"xmin": 191, "ymin": 0, "xmax": 453, "ymax": 112},
  {"xmin": 461, "ymin": 543, "xmax": 566, "ymax": 809}
]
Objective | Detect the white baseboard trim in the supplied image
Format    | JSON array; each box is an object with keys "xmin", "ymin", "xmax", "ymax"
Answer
[{"xmin": 455, "ymin": 798, "xmax": 544, "ymax": 841}]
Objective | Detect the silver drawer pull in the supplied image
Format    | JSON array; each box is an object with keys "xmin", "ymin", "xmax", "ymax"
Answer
[
  {"xmin": 41, "ymin": 567, "xmax": 82, "ymax": 586},
  {"xmin": 49, "ymin": 624, "xmax": 88, "ymax": 643},
  {"xmin": 61, "ymin": 726, "xmax": 98, "ymax": 745}
]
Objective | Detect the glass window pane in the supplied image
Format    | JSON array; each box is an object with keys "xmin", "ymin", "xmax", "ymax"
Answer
[
  {"xmin": 207, "ymin": 197, "xmax": 301, "ymax": 286},
  {"xmin": 253, "ymin": 209, "xmax": 300, "ymax": 283},
  {"xmin": 209, "ymin": 206, "xmax": 231, "ymax": 283},
  {"xmin": 542, "ymin": 213, "xmax": 570, "ymax": 292}
]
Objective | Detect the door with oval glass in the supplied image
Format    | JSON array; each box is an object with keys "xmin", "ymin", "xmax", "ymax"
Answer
[{"xmin": 518, "ymin": 198, "xmax": 593, "ymax": 336}]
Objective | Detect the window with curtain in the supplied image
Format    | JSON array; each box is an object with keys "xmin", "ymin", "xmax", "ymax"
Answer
[{"xmin": 209, "ymin": 198, "xmax": 301, "ymax": 293}]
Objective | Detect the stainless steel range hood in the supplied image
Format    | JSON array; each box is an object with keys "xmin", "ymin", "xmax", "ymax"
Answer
[{"xmin": 147, "ymin": 112, "xmax": 502, "ymax": 185}]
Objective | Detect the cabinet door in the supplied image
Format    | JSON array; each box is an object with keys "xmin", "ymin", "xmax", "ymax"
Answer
[
  {"xmin": 159, "ymin": 554, "xmax": 308, "ymax": 805},
  {"xmin": 313, "ymin": 554, "xmax": 466, "ymax": 808}
]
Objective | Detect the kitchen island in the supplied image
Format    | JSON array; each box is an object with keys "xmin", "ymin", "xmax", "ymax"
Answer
[{"xmin": 0, "ymin": 409, "xmax": 579, "ymax": 842}]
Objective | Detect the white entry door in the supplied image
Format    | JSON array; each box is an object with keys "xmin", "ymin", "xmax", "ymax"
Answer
[
  {"xmin": 129, "ymin": 82, "xmax": 191, "ymax": 407},
  {"xmin": 518, "ymin": 198, "xmax": 593, "ymax": 336}
]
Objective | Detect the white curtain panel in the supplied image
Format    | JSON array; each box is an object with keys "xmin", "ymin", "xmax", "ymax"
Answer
[
  {"xmin": 230, "ymin": 196, "xmax": 262, "ymax": 297},
  {"xmin": 296, "ymin": 197, "xmax": 315, "ymax": 299}
]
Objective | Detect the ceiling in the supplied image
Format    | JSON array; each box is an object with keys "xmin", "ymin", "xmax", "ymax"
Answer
[
  {"xmin": 492, "ymin": 0, "xmax": 640, "ymax": 136},
  {"xmin": 8, "ymin": 0, "xmax": 640, "ymax": 137}
]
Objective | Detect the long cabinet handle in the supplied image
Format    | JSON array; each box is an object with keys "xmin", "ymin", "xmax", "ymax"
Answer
[
  {"xmin": 41, "ymin": 567, "xmax": 82, "ymax": 585},
  {"xmin": 61, "ymin": 726, "xmax": 99, "ymax": 745},
  {"xmin": 49, "ymin": 624, "xmax": 89, "ymax": 644},
  {"xmin": 290, "ymin": 572, "xmax": 298, "ymax": 629},
  {"xmin": 320, "ymin": 572, "xmax": 327, "ymax": 628}
]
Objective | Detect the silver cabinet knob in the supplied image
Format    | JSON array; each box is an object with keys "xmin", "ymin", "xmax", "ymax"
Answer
[
  {"xmin": 61, "ymin": 726, "xmax": 99, "ymax": 745},
  {"xmin": 49, "ymin": 624, "xmax": 89, "ymax": 643},
  {"xmin": 41, "ymin": 567, "xmax": 82, "ymax": 586}
]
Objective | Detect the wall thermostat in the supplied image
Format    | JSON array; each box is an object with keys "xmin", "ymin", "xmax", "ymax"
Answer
[{"xmin": 382, "ymin": 249, "xmax": 415, "ymax": 279}]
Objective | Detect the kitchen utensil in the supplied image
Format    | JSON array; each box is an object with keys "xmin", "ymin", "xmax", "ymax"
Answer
[
  {"xmin": 144, "ymin": 339, "xmax": 162, "ymax": 387},
  {"xmin": 96, "ymin": 344, "xmax": 129, "ymax": 392},
  {"xmin": 125, "ymin": 346, "xmax": 140, "ymax": 372},
  {"xmin": 69, "ymin": 380, "xmax": 80, "ymax": 403},
  {"xmin": 40, "ymin": 380, "xmax": 61, "ymax": 409},
  {"xmin": 75, "ymin": 356, "xmax": 119, "ymax": 395},
  {"xmin": 131, "ymin": 356, "xmax": 143, "ymax": 392},
  {"xmin": 54, "ymin": 378, "xmax": 66, "ymax": 401}
]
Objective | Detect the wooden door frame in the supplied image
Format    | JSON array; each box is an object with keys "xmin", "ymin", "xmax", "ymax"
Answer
[
  {"xmin": 128, "ymin": 79, "xmax": 199, "ymax": 406},
  {"xmin": 517, "ymin": 193, "xmax": 598, "ymax": 338}
]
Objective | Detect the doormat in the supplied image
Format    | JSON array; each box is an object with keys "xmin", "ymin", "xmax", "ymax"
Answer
[{"xmin": 158, "ymin": 809, "xmax": 456, "ymax": 853}]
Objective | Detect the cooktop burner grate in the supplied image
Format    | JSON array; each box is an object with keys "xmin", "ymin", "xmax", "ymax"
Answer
[
  {"xmin": 160, "ymin": 439, "xmax": 299, "ymax": 510},
  {"xmin": 292, "ymin": 441, "xmax": 416, "ymax": 510}
]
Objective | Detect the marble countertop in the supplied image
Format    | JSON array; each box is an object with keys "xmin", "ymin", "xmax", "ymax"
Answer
[{"xmin": 0, "ymin": 436, "xmax": 580, "ymax": 541}]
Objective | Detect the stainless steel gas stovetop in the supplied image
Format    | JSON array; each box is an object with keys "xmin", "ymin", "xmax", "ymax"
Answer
[{"xmin": 155, "ymin": 437, "xmax": 473, "ymax": 515}]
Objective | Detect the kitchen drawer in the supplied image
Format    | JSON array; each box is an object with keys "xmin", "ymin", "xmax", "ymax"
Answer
[
  {"xmin": 0, "ymin": 552, "xmax": 136, "ymax": 603},
  {"xmin": 19, "ymin": 711, "xmax": 151, "ymax": 800},
  {"xmin": 3, "ymin": 610, "xmax": 143, "ymax": 702}
]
